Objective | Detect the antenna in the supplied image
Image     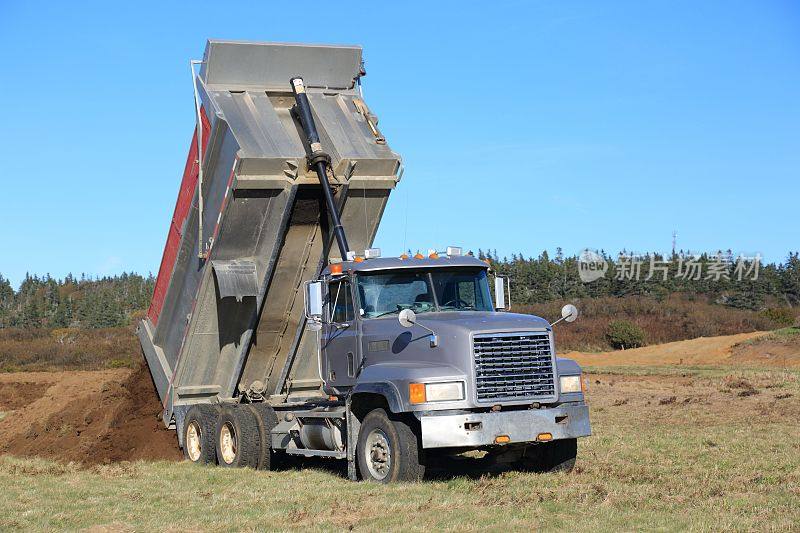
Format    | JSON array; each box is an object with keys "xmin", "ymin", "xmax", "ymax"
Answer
[{"xmin": 672, "ymin": 230, "xmax": 677, "ymax": 257}]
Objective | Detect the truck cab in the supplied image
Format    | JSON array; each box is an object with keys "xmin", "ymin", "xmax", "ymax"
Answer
[{"xmin": 305, "ymin": 251, "xmax": 591, "ymax": 481}]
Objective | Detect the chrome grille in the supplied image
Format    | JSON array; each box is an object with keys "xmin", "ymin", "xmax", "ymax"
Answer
[{"xmin": 473, "ymin": 331, "xmax": 555, "ymax": 402}]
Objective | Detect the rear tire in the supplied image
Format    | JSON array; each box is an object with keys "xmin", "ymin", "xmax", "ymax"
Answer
[
  {"xmin": 182, "ymin": 405, "xmax": 218, "ymax": 465},
  {"xmin": 215, "ymin": 405, "xmax": 261, "ymax": 469},
  {"xmin": 356, "ymin": 408, "xmax": 424, "ymax": 483},
  {"xmin": 246, "ymin": 403, "xmax": 283, "ymax": 471},
  {"xmin": 517, "ymin": 438, "xmax": 577, "ymax": 473}
]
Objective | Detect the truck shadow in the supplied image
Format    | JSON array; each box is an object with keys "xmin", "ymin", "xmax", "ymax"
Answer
[{"xmin": 280, "ymin": 454, "xmax": 508, "ymax": 481}]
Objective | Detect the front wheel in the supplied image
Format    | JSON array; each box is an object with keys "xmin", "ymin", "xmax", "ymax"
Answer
[{"xmin": 356, "ymin": 409, "xmax": 424, "ymax": 483}]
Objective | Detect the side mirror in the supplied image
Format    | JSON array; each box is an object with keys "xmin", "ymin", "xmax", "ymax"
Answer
[
  {"xmin": 562, "ymin": 304, "xmax": 579, "ymax": 322},
  {"xmin": 304, "ymin": 281, "xmax": 324, "ymax": 324},
  {"xmin": 551, "ymin": 304, "xmax": 579, "ymax": 327},
  {"xmin": 398, "ymin": 308, "xmax": 416, "ymax": 328},
  {"xmin": 494, "ymin": 277, "xmax": 507, "ymax": 310},
  {"xmin": 398, "ymin": 308, "xmax": 438, "ymax": 347}
]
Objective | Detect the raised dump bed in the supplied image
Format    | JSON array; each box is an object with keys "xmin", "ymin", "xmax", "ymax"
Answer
[{"xmin": 138, "ymin": 40, "xmax": 401, "ymax": 426}]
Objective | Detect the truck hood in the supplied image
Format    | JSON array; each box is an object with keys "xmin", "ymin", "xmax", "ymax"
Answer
[
  {"xmin": 409, "ymin": 311, "xmax": 551, "ymax": 334},
  {"xmin": 356, "ymin": 311, "xmax": 566, "ymax": 411}
]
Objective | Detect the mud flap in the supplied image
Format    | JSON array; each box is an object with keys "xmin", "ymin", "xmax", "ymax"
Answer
[{"xmin": 346, "ymin": 396, "xmax": 361, "ymax": 481}]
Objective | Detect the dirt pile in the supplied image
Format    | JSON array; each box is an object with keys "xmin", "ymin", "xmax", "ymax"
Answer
[
  {"xmin": 0, "ymin": 365, "xmax": 180, "ymax": 464},
  {"xmin": 566, "ymin": 331, "xmax": 800, "ymax": 368}
]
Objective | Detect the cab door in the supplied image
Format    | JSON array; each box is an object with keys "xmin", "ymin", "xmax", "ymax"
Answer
[{"xmin": 322, "ymin": 278, "xmax": 360, "ymax": 390}]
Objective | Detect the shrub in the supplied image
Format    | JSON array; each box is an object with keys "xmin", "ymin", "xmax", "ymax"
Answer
[
  {"xmin": 759, "ymin": 308, "xmax": 796, "ymax": 328},
  {"xmin": 605, "ymin": 320, "xmax": 646, "ymax": 350}
]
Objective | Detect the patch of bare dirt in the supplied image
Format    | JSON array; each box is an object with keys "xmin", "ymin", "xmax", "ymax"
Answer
[
  {"xmin": 587, "ymin": 371, "xmax": 800, "ymax": 426},
  {"xmin": 728, "ymin": 337, "xmax": 800, "ymax": 369},
  {"xmin": 566, "ymin": 331, "xmax": 800, "ymax": 368},
  {"xmin": 0, "ymin": 365, "xmax": 180, "ymax": 464},
  {"xmin": 0, "ymin": 380, "xmax": 52, "ymax": 411}
]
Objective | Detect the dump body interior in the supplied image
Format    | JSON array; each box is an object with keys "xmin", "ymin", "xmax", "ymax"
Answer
[{"xmin": 138, "ymin": 41, "xmax": 401, "ymax": 423}]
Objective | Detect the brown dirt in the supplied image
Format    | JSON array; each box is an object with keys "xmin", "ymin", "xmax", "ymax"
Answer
[
  {"xmin": 0, "ymin": 365, "xmax": 180, "ymax": 464},
  {"xmin": 565, "ymin": 331, "xmax": 800, "ymax": 368},
  {"xmin": 586, "ymin": 370, "xmax": 800, "ymax": 427},
  {"xmin": 728, "ymin": 335, "xmax": 800, "ymax": 368}
]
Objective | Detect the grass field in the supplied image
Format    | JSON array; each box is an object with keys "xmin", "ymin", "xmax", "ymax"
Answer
[{"xmin": 1, "ymin": 365, "xmax": 798, "ymax": 531}]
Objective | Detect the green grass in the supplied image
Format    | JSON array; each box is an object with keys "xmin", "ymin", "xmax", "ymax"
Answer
[
  {"xmin": 735, "ymin": 327, "xmax": 800, "ymax": 348},
  {"xmin": 1, "ymin": 368, "xmax": 798, "ymax": 531},
  {"xmin": 773, "ymin": 326, "xmax": 800, "ymax": 337}
]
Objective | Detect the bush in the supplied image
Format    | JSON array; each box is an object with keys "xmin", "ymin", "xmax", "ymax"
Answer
[
  {"xmin": 759, "ymin": 308, "xmax": 796, "ymax": 328},
  {"xmin": 605, "ymin": 320, "xmax": 646, "ymax": 350}
]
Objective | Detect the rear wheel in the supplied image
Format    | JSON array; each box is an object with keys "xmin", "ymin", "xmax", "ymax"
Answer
[
  {"xmin": 356, "ymin": 409, "xmax": 424, "ymax": 483},
  {"xmin": 182, "ymin": 405, "xmax": 218, "ymax": 465},
  {"xmin": 215, "ymin": 405, "xmax": 261, "ymax": 469},
  {"xmin": 517, "ymin": 438, "xmax": 577, "ymax": 473},
  {"xmin": 246, "ymin": 403, "xmax": 283, "ymax": 471}
]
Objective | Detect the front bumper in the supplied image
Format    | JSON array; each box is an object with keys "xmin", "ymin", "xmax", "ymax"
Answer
[{"xmin": 419, "ymin": 403, "xmax": 591, "ymax": 449}]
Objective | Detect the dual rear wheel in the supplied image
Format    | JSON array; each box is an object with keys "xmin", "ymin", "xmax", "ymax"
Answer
[{"xmin": 181, "ymin": 403, "xmax": 279, "ymax": 470}]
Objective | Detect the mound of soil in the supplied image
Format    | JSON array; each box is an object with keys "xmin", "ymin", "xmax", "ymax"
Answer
[
  {"xmin": 0, "ymin": 365, "xmax": 180, "ymax": 464},
  {"xmin": 566, "ymin": 331, "xmax": 793, "ymax": 368},
  {"xmin": 728, "ymin": 336, "xmax": 800, "ymax": 368}
]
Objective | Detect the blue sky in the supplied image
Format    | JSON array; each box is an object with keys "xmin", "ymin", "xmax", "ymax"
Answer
[{"xmin": 0, "ymin": 1, "xmax": 798, "ymax": 288}]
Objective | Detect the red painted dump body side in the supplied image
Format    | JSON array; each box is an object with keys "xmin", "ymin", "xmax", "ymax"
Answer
[{"xmin": 147, "ymin": 109, "xmax": 211, "ymax": 326}]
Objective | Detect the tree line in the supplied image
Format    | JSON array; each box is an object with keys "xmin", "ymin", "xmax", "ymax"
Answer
[
  {"xmin": 0, "ymin": 250, "xmax": 798, "ymax": 330},
  {"xmin": 0, "ymin": 272, "xmax": 154, "ymax": 329},
  {"xmin": 481, "ymin": 249, "xmax": 800, "ymax": 311}
]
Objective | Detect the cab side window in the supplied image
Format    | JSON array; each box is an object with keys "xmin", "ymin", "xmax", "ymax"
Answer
[{"xmin": 329, "ymin": 280, "xmax": 354, "ymax": 323}]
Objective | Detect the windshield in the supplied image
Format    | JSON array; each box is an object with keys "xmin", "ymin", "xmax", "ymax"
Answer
[{"xmin": 356, "ymin": 268, "xmax": 493, "ymax": 318}]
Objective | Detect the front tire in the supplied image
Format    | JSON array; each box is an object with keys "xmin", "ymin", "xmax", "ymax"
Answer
[
  {"xmin": 182, "ymin": 405, "xmax": 219, "ymax": 464},
  {"xmin": 356, "ymin": 409, "xmax": 424, "ymax": 483},
  {"xmin": 215, "ymin": 405, "xmax": 261, "ymax": 469}
]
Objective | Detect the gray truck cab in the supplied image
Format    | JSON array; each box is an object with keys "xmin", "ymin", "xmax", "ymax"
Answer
[{"xmin": 305, "ymin": 251, "xmax": 591, "ymax": 480}]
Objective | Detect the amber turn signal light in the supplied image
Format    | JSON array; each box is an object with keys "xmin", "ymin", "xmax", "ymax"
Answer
[
  {"xmin": 494, "ymin": 435, "xmax": 511, "ymax": 444},
  {"xmin": 537, "ymin": 432, "xmax": 553, "ymax": 442},
  {"xmin": 409, "ymin": 383, "xmax": 426, "ymax": 404}
]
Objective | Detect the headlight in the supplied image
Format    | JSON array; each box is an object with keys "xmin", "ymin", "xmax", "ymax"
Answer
[
  {"xmin": 409, "ymin": 381, "xmax": 465, "ymax": 404},
  {"xmin": 559, "ymin": 375, "xmax": 582, "ymax": 394}
]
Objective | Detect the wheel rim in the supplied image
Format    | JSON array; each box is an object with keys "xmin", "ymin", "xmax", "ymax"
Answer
[
  {"xmin": 220, "ymin": 423, "xmax": 237, "ymax": 464},
  {"xmin": 186, "ymin": 421, "xmax": 202, "ymax": 462},
  {"xmin": 365, "ymin": 428, "xmax": 392, "ymax": 480}
]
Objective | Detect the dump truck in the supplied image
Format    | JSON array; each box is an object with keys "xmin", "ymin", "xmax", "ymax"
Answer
[{"xmin": 138, "ymin": 40, "xmax": 591, "ymax": 482}]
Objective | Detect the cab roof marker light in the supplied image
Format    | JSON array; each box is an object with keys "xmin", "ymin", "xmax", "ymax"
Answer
[
  {"xmin": 413, "ymin": 252, "xmax": 424, "ymax": 259},
  {"xmin": 364, "ymin": 248, "xmax": 381, "ymax": 259},
  {"xmin": 446, "ymin": 246, "xmax": 462, "ymax": 257}
]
